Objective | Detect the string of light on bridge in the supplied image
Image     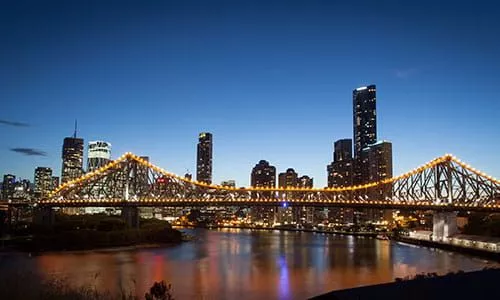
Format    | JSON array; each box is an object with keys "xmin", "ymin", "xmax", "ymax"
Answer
[{"xmin": 48, "ymin": 152, "xmax": 500, "ymax": 198}]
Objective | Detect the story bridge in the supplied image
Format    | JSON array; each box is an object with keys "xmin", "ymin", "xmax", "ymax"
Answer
[{"xmin": 4, "ymin": 152, "xmax": 500, "ymax": 240}]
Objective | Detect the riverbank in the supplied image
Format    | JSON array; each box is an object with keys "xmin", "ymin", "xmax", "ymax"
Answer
[
  {"xmin": 174, "ymin": 224, "xmax": 380, "ymax": 237},
  {"xmin": 7, "ymin": 227, "xmax": 183, "ymax": 252},
  {"xmin": 311, "ymin": 268, "xmax": 500, "ymax": 300},
  {"xmin": 2, "ymin": 214, "xmax": 184, "ymax": 252},
  {"xmin": 393, "ymin": 235, "xmax": 500, "ymax": 261}
]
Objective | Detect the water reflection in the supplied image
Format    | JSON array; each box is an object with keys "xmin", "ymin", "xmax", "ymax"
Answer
[{"xmin": 1, "ymin": 228, "xmax": 498, "ymax": 300}]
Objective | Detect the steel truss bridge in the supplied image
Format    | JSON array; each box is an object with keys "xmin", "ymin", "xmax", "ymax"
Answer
[{"xmin": 27, "ymin": 152, "xmax": 499, "ymax": 212}]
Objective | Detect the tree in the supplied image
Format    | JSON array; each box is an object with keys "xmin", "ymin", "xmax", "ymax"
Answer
[{"xmin": 145, "ymin": 281, "xmax": 174, "ymax": 300}]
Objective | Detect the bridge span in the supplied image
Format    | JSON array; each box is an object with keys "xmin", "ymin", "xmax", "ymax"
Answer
[{"xmin": 2, "ymin": 152, "xmax": 499, "ymax": 240}]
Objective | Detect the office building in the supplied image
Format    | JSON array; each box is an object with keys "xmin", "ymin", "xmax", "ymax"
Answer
[
  {"xmin": 326, "ymin": 139, "xmax": 354, "ymax": 224},
  {"xmin": 1, "ymin": 174, "xmax": 16, "ymax": 201},
  {"xmin": 13, "ymin": 179, "xmax": 32, "ymax": 202},
  {"xmin": 87, "ymin": 141, "xmax": 111, "ymax": 172},
  {"xmin": 334, "ymin": 138, "xmax": 353, "ymax": 162},
  {"xmin": 51, "ymin": 176, "xmax": 60, "ymax": 190},
  {"xmin": 61, "ymin": 129, "xmax": 84, "ymax": 184},
  {"xmin": 278, "ymin": 168, "xmax": 298, "ymax": 188},
  {"xmin": 34, "ymin": 167, "xmax": 52, "ymax": 198},
  {"xmin": 251, "ymin": 160, "xmax": 276, "ymax": 188},
  {"xmin": 353, "ymin": 85, "xmax": 377, "ymax": 184},
  {"xmin": 353, "ymin": 85, "xmax": 377, "ymax": 158},
  {"xmin": 364, "ymin": 141, "xmax": 393, "ymax": 182},
  {"xmin": 363, "ymin": 141, "xmax": 393, "ymax": 196},
  {"xmin": 277, "ymin": 169, "xmax": 298, "ymax": 224},
  {"xmin": 296, "ymin": 175, "xmax": 314, "ymax": 224},
  {"xmin": 327, "ymin": 139, "xmax": 354, "ymax": 188},
  {"xmin": 221, "ymin": 180, "xmax": 236, "ymax": 187},
  {"xmin": 196, "ymin": 132, "xmax": 212, "ymax": 184},
  {"xmin": 83, "ymin": 141, "xmax": 112, "ymax": 215},
  {"xmin": 359, "ymin": 141, "xmax": 393, "ymax": 224},
  {"xmin": 250, "ymin": 160, "xmax": 276, "ymax": 224},
  {"xmin": 298, "ymin": 175, "xmax": 313, "ymax": 188}
]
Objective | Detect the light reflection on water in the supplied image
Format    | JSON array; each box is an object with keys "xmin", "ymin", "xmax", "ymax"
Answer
[{"xmin": 1, "ymin": 228, "xmax": 498, "ymax": 300}]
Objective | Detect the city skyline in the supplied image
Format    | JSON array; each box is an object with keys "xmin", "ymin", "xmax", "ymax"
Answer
[
  {"xmin": 1, "ymin": 77, "xmax": 499, "ymax": 188},
  {"xmin": 1, "ymin": 1, "xmax": 500, "ymax": 187}
]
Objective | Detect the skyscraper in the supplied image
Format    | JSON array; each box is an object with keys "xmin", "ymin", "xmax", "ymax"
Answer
[
  {"xmin": 361, "ymin": 141, "xmax": 393, "ymax": 223},
  {"xmin": 251, "ymin": 160, "xmax": 276, "ymax": 188},
  {"xmin": 51, "ymin": 176, "xmax": 60, "ymax": 190},
  {"xmin": 364, "ymin": 141, "xmax": 393, "ymax": 183},
  {"xmin": 327, "ymin": 139, "xmax": 353, "ymax": 188},
  {"xmin": 327, "ymin": 139, "xmax": 355, "ymax": 224},
  {"xmin": 196, "ymin": 132, "xmax": 212, "ymax": 184},
  {"xmin": 297, "ymin": 175, "xmax": 313, "ymax": 188},
  {"xmin": 353, "ymin": 85, "xmax": 377, "ymax": 184},
  {"xmin": 277, "ymin": 168, "xmax": 297, "ymax": 225},
  {"xmin": 87, "ymin": 141, "xmax": 111, "ymax": 172},
  {"xmin": 13, "ymin": 179, "xmax": 32, "ymax": 202},
  {"xmin": 334, "ymin": 138, "xmax": 353, "ymax": 163},
  {"xmin": 296, "ymin": 175, "xmax": 314, "ymax": 224},
  {"xmin": 1, "ymin": 174, "xmax": 16, "ymax": 201},
  {"xmin": 61, "ymin": 124, "xmax": 84, "ymax": 183},
  {"xmin": 251, "ymin": 160, "xmax": 276, "ymax": 224},
  {"xmin": 34, "ymin": 167, "xmax": 52, "ymax": 198},
  {"xmin": 353, "ymin": 85, "xmax": 377, "ymax": 158},
  {"xmin": 278, "ymin": 168, "xmax": 298, "ymax": 188}
]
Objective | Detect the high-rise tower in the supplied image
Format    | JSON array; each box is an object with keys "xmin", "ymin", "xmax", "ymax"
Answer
[
  {"xmin": 353, "ymin": 85, "xmax": 377, "ymax": 184},
  {"xmin": 87, "ymin": 141, "xmax": 111, "ymax": 172},
  {"xmin": 61, "ymin": 121, "xmax": 84, "ymax": 183},
  {"xmin": 251, "ymin": 160, "xmax": 276, "ymax": 188},
  {"xmin": 34, "ymin": 167, "xmax": 52, "ymax": 198},
  {"xmin": 1, "ymin": 174, "xmax": 16, "ymax": 201},
  {"xmin": 327, "ymin": 139, "xmax": 353, "ymax": 188},
  {"xmin": 196, "ymin": 132, "xmax": 213, "ymax": 184}
]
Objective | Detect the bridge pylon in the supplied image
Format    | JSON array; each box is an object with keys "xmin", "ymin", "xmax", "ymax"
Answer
[
  {"xmin": 121, "ymin": 207, "xmax": 139, "ymax": 228},
  {"xmin": 33, "ymin": 207, "xmax": 55, "ymax": 228}
]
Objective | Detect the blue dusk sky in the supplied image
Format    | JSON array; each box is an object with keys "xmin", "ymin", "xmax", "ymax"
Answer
[{"xmin": 1, "ymin": 0, "xmax": 499, "ymax": 187}]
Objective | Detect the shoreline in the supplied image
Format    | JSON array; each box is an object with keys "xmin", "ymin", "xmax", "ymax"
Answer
[
  {"xmin": 393, "ymin": 235, "xmax": 500, "ymax": 261},
  {"xmin": 1, "ymin": 238, "xmax": 185, "ymax": 254},
  {"xmin": 1, "ymin": 228, "xmax": 186, "ymax": 253},
  {"xmin": 175, "ymin": 224, "xmax": 380, "ymax": 237}
]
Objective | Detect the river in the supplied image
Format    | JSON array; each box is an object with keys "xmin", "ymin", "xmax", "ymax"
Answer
[{"xmin": 1, "ymin": 228, "xmax": 498, "ymax": 299}]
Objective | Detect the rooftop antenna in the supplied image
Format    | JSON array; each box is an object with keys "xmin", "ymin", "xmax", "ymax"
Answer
[{"xmin": 73, "ymin": 119, "xmax": 77, "ymax": 138}]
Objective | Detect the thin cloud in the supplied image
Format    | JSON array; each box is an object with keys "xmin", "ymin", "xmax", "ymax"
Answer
[
  {"xmin": 0, "ymin": 119, "xmax": 30, "ymax": 127},
  {"xmin": 394, "ymin": 68, "xmax": 418, "ymax": 79},
  {"xmin": 10, "ymin": 148, "xmax": 47, "ymax": 157}
]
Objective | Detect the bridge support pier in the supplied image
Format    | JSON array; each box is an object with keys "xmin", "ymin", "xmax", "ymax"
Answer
[
  {"xmin": 432, "ymin": 212, "xmax": 457, "ymax": 242},
  {"xmin": 33, "ymin": 207, "xmax": 55, "ymax": 228},
  {"xmin": 121, "ymin": 207, "xmax": 140, "ymax": 228}
]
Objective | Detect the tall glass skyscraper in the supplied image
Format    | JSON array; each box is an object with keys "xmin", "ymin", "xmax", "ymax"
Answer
[
  {"xmin": 353, "ymin": 84, "xmax": 377, "ymax": 184},
  {"xmin": 196, "ymin": 132, "xmax": 213, "ymax": 184},
  {"xmin": 61, "ymin": 135, "xmax": 84, "ymax": 184}
]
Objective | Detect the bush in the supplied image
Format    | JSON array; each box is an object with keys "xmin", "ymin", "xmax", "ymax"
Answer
[{"xmin": 145, "ymin": 281, "xmax": 174, "ymax": 300}]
